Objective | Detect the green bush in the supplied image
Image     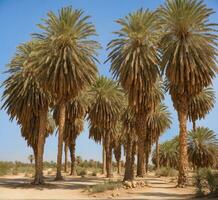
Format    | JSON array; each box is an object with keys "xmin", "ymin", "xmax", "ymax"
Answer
[
  {"xmin": 195, "ymin": 168, "xmax": 218, "ymax": 197},
  {"xmin": 155, "ymin": 167, "xmax": 178, "ymax": 177},
  {"xmin": 87, "ymin": 181, "xmax": 122, "ymax": 193}
]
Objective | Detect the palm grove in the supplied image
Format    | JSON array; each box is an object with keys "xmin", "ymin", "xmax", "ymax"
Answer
[{"xmin": 1, "ymin": 0, "xmax": 218, "ymax": 187}]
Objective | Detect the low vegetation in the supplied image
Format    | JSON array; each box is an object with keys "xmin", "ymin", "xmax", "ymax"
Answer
[
  {"xmin": 155, "ymin": 167, "xmax": 178, "ymax": 177},
  {"xmin": 87, "ymin": 180, "xmax": 122, "ymax": 193},
  {"xmin": 195, "ymin": 168, "xmax": 218, "ymax": 197}
]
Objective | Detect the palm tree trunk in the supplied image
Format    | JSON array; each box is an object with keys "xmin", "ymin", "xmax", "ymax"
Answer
[
  {"xmin": 137, "ymin": 136, "xmax": 145, "ymax": 177},
  {"xmin": 130, "ymin": 141, "xmax": 136, "ymax": 177},
  {"xmin": 55, "ymin": 102, "xmax": 66, "ymax": 181},
  {"xmin": 102, "ymin": 138, "xmax": 106, "ymax": 174},
  {"xmin": 145, "ymin": 147, "xmax": 149, "ymax": 173},
  {"xmin": 114, "ymin": 144, "xmax": 121, "ymax": 175},
  {"xmin": 123, "ymin": 133, "xmax": 134, "ymax": 181},
  {"xmin": 69, "ymin": 137, "xmax": 77, "ymax": 175},
  {"xmin": 64, "ymin": 142, "xmax": 68, "ymax": 173},
  {"xmin": 105, "ymin": 133, "xmax": 112, "ymax": 178},
  {"xmin": 192, "ymin": 120, "xmax": 196, "ymax": 132},
  {"xmin": 177, "ymin": 101, "xmax": 189, "ymax": 187},
  {"xmin": 33, "ymin": 145, "xmax": 37, "ymax": 175},
  {"xmin": 156, "ymin": 138, "xmax": 160, "ymax": 171},
  {"xmin": 33, "ymin": 110, "xmax": 47, "ymax": 185}
]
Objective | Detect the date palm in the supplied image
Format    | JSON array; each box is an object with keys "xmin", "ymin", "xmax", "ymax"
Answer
[
  {"xmin": 188, "ymin": 87, "xmax": 215, "ymax": 131},
  {"xmin": 158, "ymin": 0, "xmax": 217, "ymax": 186},
  {"xmin": 152, "ymin": 136, "xmax": 179, "ymax": 168},
  {"xmin": 2, "ymin": 42, "xmax": 50, "ymax": 184},
  {"xmin": 33, "ymin": 7, "xmax": 99, "ymax": 180},
  {"xmin": 88, "ymin": 77, "xmax": 125, "ymax": 178},
  {"xmin": 188, "ymin": 127, "xmax": 218, "ymax": 169},
  {"xmin": 147, "ymin": 103, "xmax": 172, "ymax": 170},
  {"xmin": 107, "ymin": 9, "xmax": 161, "ymax": 177}
]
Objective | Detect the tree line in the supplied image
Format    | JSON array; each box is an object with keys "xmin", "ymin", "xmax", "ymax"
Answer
[{"xmin": 1, "ymin": 0, "xmax": 218, "ymax": 187}]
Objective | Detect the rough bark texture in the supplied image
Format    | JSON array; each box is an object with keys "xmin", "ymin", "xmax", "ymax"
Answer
[
  {"xmin": 156, "ymin": 138, "xmax": 160, "ymax": 171},
  {"xmin": 64, "ymin": 142, "xmax": 68, "ymax": 173},
  {"xmin": 55, "ymin": 102, "xmax": 66, "ymax": 181},
  {"xmin": 131, "ymin": 141, "xmax": 136, "ymax": 177},
  {"xmin": 177, "ymin": 99, "xmax": 189, "ymax": 187},
  {"xmin": 33, "ymin": 146, "xmax": 37, "ymax": 176},
  {"xmin": 102, "ymin": 139, "xmax": 106, "ymax": 174},
  {"xmin": 137, "ymin": 136, "xmax": 145, "ymax": 177},
  {"xmin": 123, "ymin": 134, "xmax": 134, "ymax": 181},
  {"xmin": 33, "ymin": 110, "xmax": 47, "ymax": 185},
  {"xmin": 69, "ymin": 137, "xmax": 77, "ymax": 176}
]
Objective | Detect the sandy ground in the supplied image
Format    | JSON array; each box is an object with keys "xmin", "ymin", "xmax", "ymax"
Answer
[{"xmin": 0, "ymin": 173, "xmax": 200, "ymax": 200}]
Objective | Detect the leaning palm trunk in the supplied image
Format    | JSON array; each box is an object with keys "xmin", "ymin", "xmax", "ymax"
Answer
[
  {"xmin": 123, "ymin": 133, "xmax": 134, "ymax": 181},
  {"xmin": 69, "ymin": 137, "xmax": 77, "ymax": 175},
  {"xmin": 177, "ymin": 101, "xmax": 189, "ymax": 187},
  {"xmin": 192, "ymin": 121, "xmax": 196, "ymax": 132},
  {"xmin": 156, "ymin": 138, "xmax": 160, "ymax": 170},
  {"xmin": 64, "ymin": 142, "xmax": 68, "ymax": 173},
  {"xmin": 33, "ymin": 110, "xmax": 47, "ymax": 185},
  {"xmin": 55, "ymin": 102, "xmax": 66, "ymax": 180}
]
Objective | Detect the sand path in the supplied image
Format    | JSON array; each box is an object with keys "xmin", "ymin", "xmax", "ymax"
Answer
[{"xmin": 0, "ymin": 174, "xmax": 198, "ymax": 199}]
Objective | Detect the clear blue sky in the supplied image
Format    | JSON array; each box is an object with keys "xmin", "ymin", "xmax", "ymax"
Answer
[{"xmin": 0, "ymin": 0, "xmax": 217, "ymax": 163}]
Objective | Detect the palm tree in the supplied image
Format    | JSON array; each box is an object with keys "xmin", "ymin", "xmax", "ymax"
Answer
[
  {"xmin": 188, "ymin": 127, "xmax": 218, "ymax": 169},
  {"xmin": 152, "ymin": 136, "xmax": 179, "ymax": 169},
  {"xmin": 147, "ymin": 103, "xmax": 172, "ymax": 171},
  {"xmin": 188, "ymin": 87, "xmax": 215, "ymax": 131},
  {"xmin": 2, "ymin": 42, "xmax": 50, "ymax": 184},
  {"xmin": 107, "ymin": 9, "xmax": 161, "ymax": 177},
  {"xmin": 33, "ymin": 7, "xmax": 99, "ymax": 180},
  {"xmin": 158, "ymin": 0, "xmax": 217, "ymax": 186},
  {"xmin": 53, "ymin": 92, "xmax": 89, "ymax": 175},
  {"xmin": 88, "ymin": 77, "xmax": 125, "ymax": 178}
]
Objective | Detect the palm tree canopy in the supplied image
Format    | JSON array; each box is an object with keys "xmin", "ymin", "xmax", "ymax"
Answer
[
  {"xmin": 107, "ymin": 9, "xmax": 160, "ymax": 110},
  {"xmin": 159, "ymin": 0, "xmax": 217, "ymax": 99},
  {"xmin": 2, "ymin": 42, "xmax": 50, "ymax": 123},
  {"xmin": 32, "ymin": 6, "xmax": 100, "ymax": 103},
  {"xmin": 88, "ymin": 76, "xmax": 125, "ymax": 136},
  {"xmin": 147, "ymin": 103, "xmax": 172, "ymax": 143},
  {"xmin": 188, "ymin": 127, "xmax": 218, "ymax": 168},
  {"xmin": 152, "ymin": 136, "xmax": 179, "ymax": 168},
  {"xmin": 188, "ymin": 87, "xmax": 216, "ymax": 122}
]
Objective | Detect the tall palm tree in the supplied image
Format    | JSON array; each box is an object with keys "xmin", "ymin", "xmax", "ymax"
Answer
[
  {"xmin": 188, "ymin": 127, "xmax": 218, "ymax": 169},
  {"xmin": 2, "ymin": 42, "xmax": 50, "ymax": 184},
  {"xmin": 88, "ymin": 77, "xmax": 125, "ymax": 178},
  {"xmin": 33, "ymin": 7, "xmax": 99, "ymax": 180},
  {"xmin": 107, "ymin": 9, "xmax": 161, "ymax": 177},
  {"xmin": 147, "ymin": 103, "xmax": 172, "ymax": 170},
  {"xmin": 188, "ymin": 87, "xmax": 215, "ymax": 131},
  {"xmin": 158, "ymin": 0, "xmax": 217, "ymax": 186}
]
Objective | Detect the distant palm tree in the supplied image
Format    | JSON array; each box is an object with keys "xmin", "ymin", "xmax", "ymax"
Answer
[
  {"xmin": 158, "ymin": 0, "xmax": 217, "ymax": 186},
  {"xmin": 188, "ymin": 127, "xmax": 218, "ymax": 169},
  {"xmin": 33, "ymin": 7, "xmax": 99, "ymax": 180},
  {"xmin": 152, "ymin": 137, "xmax": 179, "ymax": 169},
  {"xmin": 88, "ymin": 77, "xmax": 124, "ymax": 178},
  {"xmin": 2, "ymin": 42, "xmax": 50, "ymax": 184},
  {"xmin": 107, "ymin": 9, "xmax": 161, "ymax": 177},
  {"xmin": 188, "ymin": 87, "xmax": 215, "ymax": 131},
  {"xmin": 147, "ymin": 103, "xmax": 172, "ymax": 171}
]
